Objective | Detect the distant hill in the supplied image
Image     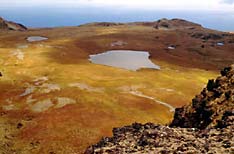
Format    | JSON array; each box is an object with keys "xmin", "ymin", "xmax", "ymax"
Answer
[
  {"xmin": 82, "ymin": 18, "xmax": 233, "ymax": 42},
  {"xmin": 153, "ymin": 18, "xmax": 202, "ymax": 29},
  {"xmin": 86, "ymin": 65, "xmax": 234, "ymax": 154},
  {"xmin": 81, "ymin": 18, "xmax": 202, "ymax": 30},
  {"xmin": 0, "ymin": 17, "xmax": 27, "ymax": 31}
]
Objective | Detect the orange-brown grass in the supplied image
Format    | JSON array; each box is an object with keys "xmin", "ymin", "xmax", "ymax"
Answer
[{"xmin": 0, "ymin": 25, "xmax": 225, "ymax": 153}]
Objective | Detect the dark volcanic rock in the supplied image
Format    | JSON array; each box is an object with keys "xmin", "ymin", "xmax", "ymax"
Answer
[
  {"xmin": 171, "ymin": 64, "xmax": 234, "ymax": 129},
  {"xmin": 228, "ymin": 39, "xmax": 234, "ymax": 44},
  {"xmin": 0, "ymin": 17, "xmax": 27, "ymax": 31},
  {"xmin": 86, "ymin": 65, "xmax": 234, "ymax": 154},
  {"xmin": 85, "ymin": 122, "xmax": 234, "ymax": 154},
  {"xmin": 191, "ymin": 32, "xmax": 223, "ymax": 40}
]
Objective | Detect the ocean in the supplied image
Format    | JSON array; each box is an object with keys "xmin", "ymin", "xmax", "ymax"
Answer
[{"xmin": 0, "ymin": 6, "xmax": 233, "ymax": 31}]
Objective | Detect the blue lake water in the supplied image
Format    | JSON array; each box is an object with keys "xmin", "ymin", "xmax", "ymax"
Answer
[
  {"xmin": 89, "ymin": 50, "xmax": 160, "ymax": 71},
  {"xmin": 27, "ymin": 36, "xmax": 48, "ymax": 42},
  {"xmin": 0, "ymin": 6, "xmax": 234, "ymax": 31}
]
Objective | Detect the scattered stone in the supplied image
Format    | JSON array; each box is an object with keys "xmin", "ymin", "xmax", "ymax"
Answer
[
  {"xmin": 158, "ymin": 88, "xmax": 175, "ymax": 92},
  {"xmin": 20, "ymin": 86, "xmax": 36, "ymax": 97},
  {"xmin": 26, "ymin": 95, "xmax": 37, "ymax": 104},
  {"xmin": 16, "ymin": 123, "xmax": 23, "ymax": 129},
  {"xmin": 168, "ymin": 45, "xmax": 176, "ymax": 50},
  {"xmin": 11, "ymin": 49, "xmax": 24, "ymax": 60},
  {"xmin": 191, "ymin": 32, "xmax": 223, "ymax": 40},
  {"xmin": 2, "ymin": 104, "xmax": 17, "ymax": 111},
  {"xmin": 54, "ymin": 97, "xmax": 76, "ymax": 108},
  {"xmin": 228, "ymin": 40, "xmax": 234, "ymax": 44},
  {"xmin": 30, "ymin": 141, "xmax": 40, "ymax": 148},
  {"xmin": 17, "ymin": 45, "xmax": 28, "ymax": 49},
  {"xmin": 33, "ymin": 76, "xmax": 48, "ymax": 85},
  {"xmin": 30, "ymin": 99, "xmax": 53, "ymax": 112},
  {"xmin": 40, "ymin": 83, "xmax": 60, "ymax": 94},
  {"xmin": 111, "ymin": 41, "xmax": 127, "ymax": 47},
  {"xmin": 68, "ymin": 83, "xmax": 104, "ymax": 92}
]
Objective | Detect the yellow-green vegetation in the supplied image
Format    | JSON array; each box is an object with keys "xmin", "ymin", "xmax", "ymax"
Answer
[{"xmin": 0, "ymin": 25, "xmax": 219, "ymax": 153}]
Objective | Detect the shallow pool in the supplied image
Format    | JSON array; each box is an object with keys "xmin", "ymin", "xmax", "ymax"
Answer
[
  {"xmin": 27, "ymin": 36, "xmax": 48, "ymax": 42},
  {"xmin": 89, "ymin": 50, "xmax": 160, "ymax": 71}
]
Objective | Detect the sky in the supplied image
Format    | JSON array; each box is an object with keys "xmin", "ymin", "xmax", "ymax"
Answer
[
  {"xmin": 0, "ymin": 0, "xmax": 234, "ymax": 31},
  {"xmin": 0, "ymin": 0, "xmax": 234, "ymax": 11}
]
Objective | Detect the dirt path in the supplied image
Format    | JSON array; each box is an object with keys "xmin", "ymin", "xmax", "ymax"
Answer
[{"xmin": 129, "ymin": 91, "xmax": 175, "ymax": 112}]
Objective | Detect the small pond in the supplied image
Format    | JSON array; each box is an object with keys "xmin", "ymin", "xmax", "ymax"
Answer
[
  {"xmin": 89, "ymin": 50, "xmax": 160, "ymax": 71},
  {"xmin": 27, "ymin": 36, "xmax": 48, "ymax": 42},
  {"xmin": 217, "ymin": 42, "xmax": 224, "ymax": 46},
  {"xmin": 168, "ymin": 46, "xmax": 176, "ymax": 50}
]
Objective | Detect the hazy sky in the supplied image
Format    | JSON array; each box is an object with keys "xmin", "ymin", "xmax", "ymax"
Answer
[
  {"xmin": 1, "ymin": 0, "xmax": 234, "ymax": 11},
  {"xmin": 1, "ymin": 0, "xmax": 234, "ymax": 31}
]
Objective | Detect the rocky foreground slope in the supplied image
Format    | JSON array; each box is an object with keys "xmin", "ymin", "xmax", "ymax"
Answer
[
  {"xmin": 0, "ymin": 17, "xmax": 27, "ymax": 31},
  {"xmin": 85, "ymin": 65, "xmax": 234, "ymax": 154},
  {"xmin": 171, "ymin": 65, "xmax": 234, "ymax": 129}
]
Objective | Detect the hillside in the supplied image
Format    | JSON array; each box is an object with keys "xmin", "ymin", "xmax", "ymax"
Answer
[
  {"xmin": 0, "ymin": 18, "xmax": 233, "ymax": 153},
  {"xmin": 85, "ymin": 65, "xmax": 234, "ymax": 154},
  {"xmin": 0, "ymin": 17, "xmax": 27, "ymax": 31}
]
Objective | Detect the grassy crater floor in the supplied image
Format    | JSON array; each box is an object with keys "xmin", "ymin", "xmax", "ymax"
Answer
[{"xmin": 0, "ymin": 25, "xmax": 224, "ymax": 153}]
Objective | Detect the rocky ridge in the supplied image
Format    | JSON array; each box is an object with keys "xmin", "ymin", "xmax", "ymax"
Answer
[
  {"xmin": 171, "ymin": 64, "xmax": 234, "ymax": 129},
  {"xmin": 82, "ymin": 18, "xmax": 201, "ymax": 29},
  {"xmin": 85, "ymin": 65, "xmax": 234, "ymax": 154},
  {"xmin": 0, "ymin": 17, "xmax": 27, "ymax": 31},
  {"xmin": 81, "ymin": 18, "xmax": 232, "ymax": 42},
  {"xmin": 153, "ymin": 18, "xmax": 202, "ymax": 30}
]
